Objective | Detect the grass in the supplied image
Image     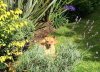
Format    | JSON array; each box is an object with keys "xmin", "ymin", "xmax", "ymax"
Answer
[
  {"xmin": 52, "ymin": 6, "xmax": 100, "ymax": 72},
  {"xmin": 74, "ymin": 61, "xmax": 100, "ymax": 72},
  {"xmin": 52, "ymin": 26, "xmax": 79, "ymax": 46}
]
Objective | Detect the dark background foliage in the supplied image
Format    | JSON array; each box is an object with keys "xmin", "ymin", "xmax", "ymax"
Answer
[{"xmin": 65, "ymin": 0, "xmax": 100, "ymax": 22}]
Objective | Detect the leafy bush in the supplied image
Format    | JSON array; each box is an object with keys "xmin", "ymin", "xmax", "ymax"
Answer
[
  {"xmin": 0, "ymin": 1, "xmax": 35, "ymax": 63},
  {"xmin": 14, "ymin": 43, "xmax": 81, "ymax": 72}
]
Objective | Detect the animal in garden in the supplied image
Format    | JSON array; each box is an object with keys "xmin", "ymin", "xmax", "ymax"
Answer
[{"xmin": 39, "ymin": 36, "xmax": 57, "ymax": 57}]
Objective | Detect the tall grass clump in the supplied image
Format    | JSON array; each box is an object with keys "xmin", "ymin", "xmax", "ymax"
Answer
[
  {"xmin": 49, "ymin": 0, "xmax": 74, "ymax": 28},
  {"xmin": 14, "ymin": 43, "xmax": 81, "ymax": 72}
]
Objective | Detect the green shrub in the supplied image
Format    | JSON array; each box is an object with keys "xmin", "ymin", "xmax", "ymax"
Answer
[
  {"xmin": 0, "ymin": 1, "xmax": 35, "ymax": 63},
  {"xmin": 14, "ymin": 43, "xmax": 81, "ymax": 72}
]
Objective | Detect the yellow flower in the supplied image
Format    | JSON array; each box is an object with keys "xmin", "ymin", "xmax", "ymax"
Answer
[
  {"xmin": 15, "ymin": 8, "xmax": 22, "ymax": 14},
  {"xmin": 20, "ymin": 22, "xmax": 24, "ymax": 27},
  {"xmin": 11, "ymin": 40, "xmax": 26, "ymax": 47},
  {"xmin": 0, "ymin": 56, "xmax": 6, "ymax": 63},
  {"xmin": 23, "ymin": 21, "xmax": 27, "ymax": 25},
  {"xmin": 2, "ymin": 17, "xmax": 5, "ymax": 21},
  {"xmin": 0, "ymin": 22, "xmax": 3, "ymax": 25},
  {"xmin": 15, "ymin": 24, "xmax": 19, "ymax": 29},
  {"xmin": 0, "ymin": 56, "xmax": 12, "ymax": 63},
  {"xmin": 0, "ymin": 17, "xmax": 2, "ymax": 20},
  {"xmin": 13, "ymin": 15, "xmax": 19, "ymax": 19},
  {"xmin": 1, "ymin": 3, "xmax": 7, "ymax": 7},
  {"xmin": 1, "ymin": 34, "xmax": 4, "ymax": 37},
  {"xmin": 9, "ymin": 27, "xmax": 15, "ymax": 31},
  {"xmin": 26, "ymin": 39, "xmax": 29, "ymax": 42},
  {"xmin": 6, "ymin": 12, "xmax": 10, "ymax": 16},
  {"xmin": 10, "ymin": 10, "xmax": 14, "ymax": 14},
  {"xmin": 0, "ymin": 1, "xmax": 3, "ymax": 4},
  {"xmin": 3, "ymin": 14, "xmax": 7, "ymax": 18},
  {"xmin": 0, "ymin": 15, "xmax": 4, "ymax": 19},
  {"xmin": 14, "ymin": 52, "xmax": 23, "ymax": 56}
]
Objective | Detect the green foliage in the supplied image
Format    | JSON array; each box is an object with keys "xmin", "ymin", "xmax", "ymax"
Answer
[
  {"xmin": 0, "ymin": 63, "xmax": 6, "ymax": 69},
  {"xmin": 49, "ymin": 0, "xmax": 73, "ymax": 28},
  {"xmin": 52, "ymin": 15, "xmax": 68, "ymax": 28},
  {"xmin": 14, "ymin": 44, "xmax": 52, "ymax": 72},
  {"xmin": 72, "ymin": 0, "xmax": 100, "ymax": 17},
  {"xmin": 62, "ymin": 0, "xmax": 100, "ymax": 21},
  {"xmin": 3, "ymin": 0, "xmax": 74, "ymax": 25},
  {"xmin": 2, "ymin": 0, "xmax": 74, "ymax": 29},
  {"xmin": 0, "ymin": 1, "xmax": 35, "ymax": 63},
  {"xmin": 3, "ymin": 0, "xmax": 57, "ymax": 22},
  {"xmin": 14, "ymin": 43, "xmax": 81, "ymax": 72},
  {"xmin": 74, "ymin": 61, "xmax": 100, "ymax": 72}
]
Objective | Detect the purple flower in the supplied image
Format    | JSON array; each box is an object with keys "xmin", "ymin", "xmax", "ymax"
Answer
[{"xmin": 64, "ymin": 5, "xmax": 76, "ymax": 11}]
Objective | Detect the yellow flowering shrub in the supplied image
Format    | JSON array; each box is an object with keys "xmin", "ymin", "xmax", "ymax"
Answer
[
  {"xmin": 0, "ymin": 56, "xmax": 12, "ymax": 63},
  {"xmin": 0, "ymin": 1, "xmax": 34, "ymax": 63}
]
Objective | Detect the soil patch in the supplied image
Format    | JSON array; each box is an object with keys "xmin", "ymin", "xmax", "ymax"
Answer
[{"xmin": 33, "ymin": 22, "xmax": 55, "ymax": 42}]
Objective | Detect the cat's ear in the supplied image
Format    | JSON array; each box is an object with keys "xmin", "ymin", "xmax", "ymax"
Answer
[{"xmin": 39, "ymin": 39, "xmax": 46, "ymax": 45}]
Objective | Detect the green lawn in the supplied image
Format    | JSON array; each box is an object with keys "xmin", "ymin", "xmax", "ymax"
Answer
[{"xmin": 52, "ymin": 6, "xmax": 100, "ymax": 72}]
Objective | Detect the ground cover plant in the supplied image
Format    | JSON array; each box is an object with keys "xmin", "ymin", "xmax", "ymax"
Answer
[{"xmin": 14, "ymin": 44, "xmax": 81, "ymax": 72}]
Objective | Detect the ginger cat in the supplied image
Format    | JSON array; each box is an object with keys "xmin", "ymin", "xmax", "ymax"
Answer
[{"xmin": 39, "ymin": 36, "xmax": 57, "ymax": 57}]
